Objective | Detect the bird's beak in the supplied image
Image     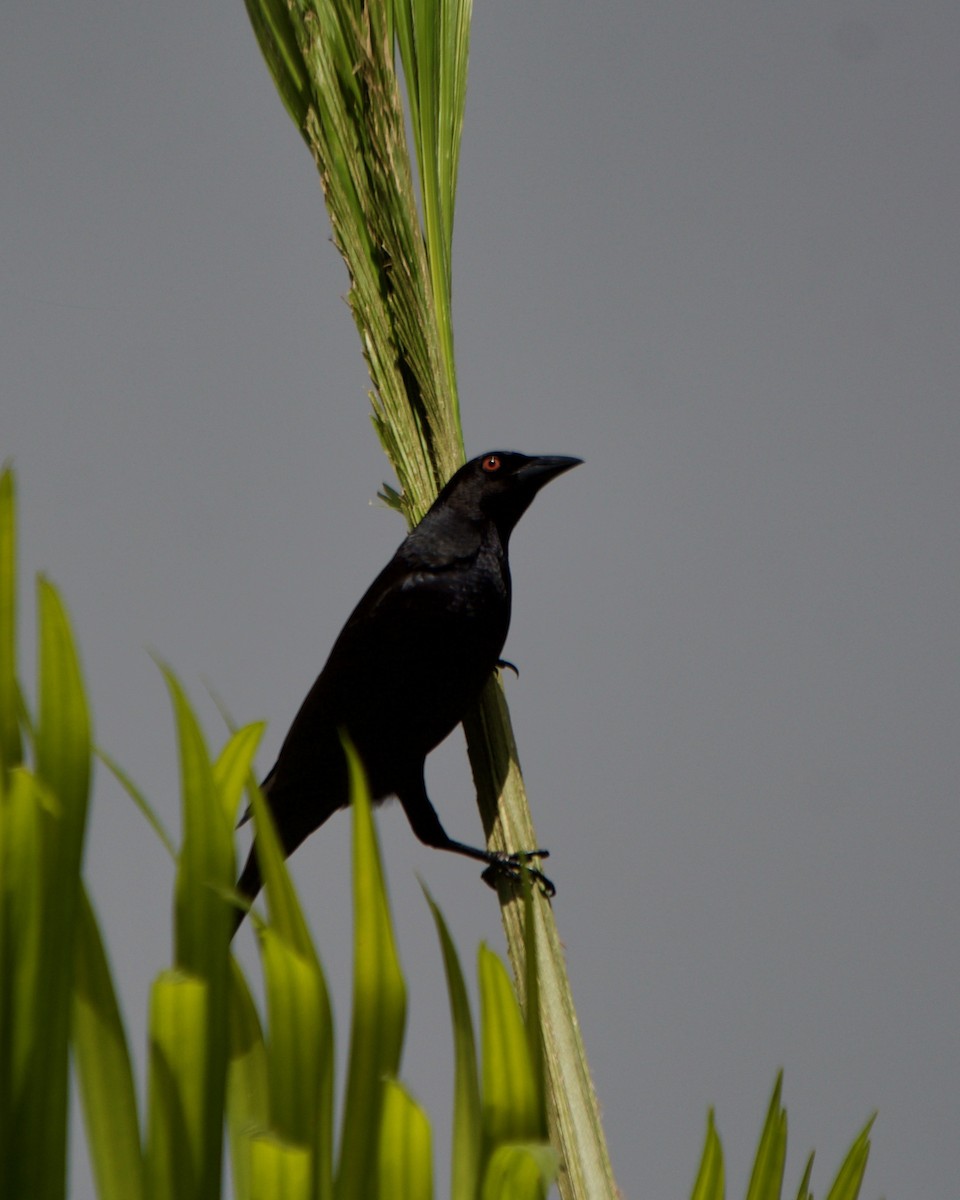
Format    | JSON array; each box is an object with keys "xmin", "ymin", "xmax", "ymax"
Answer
[{"xmin": 516, "ymin": 455, "xmax": 583, "ymax": 490}]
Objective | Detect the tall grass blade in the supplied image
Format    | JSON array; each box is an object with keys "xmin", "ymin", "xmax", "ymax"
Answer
[
  {"xmin": 378, "ymin": 1079, "xmax": 433, "ymax": 1200},
  {"xmin": 246, "ymin": 784, "xmax": 334, "ymax": 1199},
  {"xmin": 261, "ymin": 929, "xmax": 334, "ymax": 1200},
  {"xmin": 242, "ymin": 0, "xmax": 310, "ymax": 131},
  {"xmin": 335, "ymin": 740, "xmax": 406, "ymax": 1200},
  {"xmin": 794, "ymin": 1152, "xmax": 814, "ymax": 1200},
  {"xmin": 690, "ymin": 1110, "xmax": 724, "ymax": 1200},
  {"xmin": 72, "ymin": 885, "xmax": 145, "ymax": 1200},
  {"xmin": 824, "ymin": 1115, "xmax": 874, "ymax": 1200},
  {"xmin": 161, "ymin": 669, "xmax": 255, "ymax": 1199},
  {"xmin": 394, "ymin": 0, "xmax": 471, "ymax": 403},
  {"xmin": 478, "ymin": 943, "xmax": 540, "ymax": 1149},
  {"xmin": 481, "ymin": 1143, "xmax": 558, "ymax": 1200},
  {"xmin": 8, "ymin": 578, "xmax": 93, "ymax": 1200},
  {"xmin": 0, "ymin": 768, "xmax": 44, "ymax": 1189},
  {"xmin": 227, "ymin": 960, "xmax": 269, "ymax": 1200},
  {"xmin": 249, "ymin": 1135, "xmax": 312, "ymax": 1200},
  {"xmin": 0, "ymin": 467, "xmax": 22, "ymax": 774},
  {"xmin": 145, "ymin": 971, "xmax": 209, "ymax": 1200},
  {"xmin": 0, "ymin": 478, "xmax": 90, "ymax": 1200},
  {"xmin": 213, "ymin": 721, "xmax": 266, "ymax": 829},
  {"xmin": 424, "ymin": 887, "xmax": 481, "ymax": 1200},
  {"xmin": 245, "ymin": 0, "xmax": 464, "ymax": 513},
  {"xmin": 245, "ymin": 777, "xmax": 315, "ymax": 951},
  {"xmin": 97, "ymin": 744, "xmax": 176, "ymax": 859},
  {"xmin": 746, "ymin": 1072, "xmax": 788, "ymax": 1200}
]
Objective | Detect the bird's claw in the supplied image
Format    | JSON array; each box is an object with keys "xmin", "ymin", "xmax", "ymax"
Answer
[
  {"xmin": 496, "ymin": 658, "xmax": 519, "ymax": 678},
  {"xmin": 481, "ymin": 849, "xmax": 555, "ymax": 898}
]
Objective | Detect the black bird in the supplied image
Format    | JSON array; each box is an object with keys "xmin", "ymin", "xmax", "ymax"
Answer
[{"xmin": 234, "ymin": 450, "xmax": 581, "ymax": 930}]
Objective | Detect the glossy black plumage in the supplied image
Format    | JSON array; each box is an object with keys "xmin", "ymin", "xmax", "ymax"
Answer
[{"xmin": 234, "ymin": 451, "xmax": 580, "ymax": 930}]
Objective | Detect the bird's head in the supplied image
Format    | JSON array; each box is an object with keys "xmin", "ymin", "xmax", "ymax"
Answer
[{"xmin": 436, "ymin": 451, "xmax": 582, "ymax": 541}]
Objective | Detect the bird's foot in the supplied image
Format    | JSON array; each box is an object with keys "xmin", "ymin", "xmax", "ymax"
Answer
[
  {"xmin": 496, "ymin": 658, "xmax": 520, "ymax": 678},
  {"xmin": 481, "ymin": 849, "xmax": 555, "ymax": 898}
]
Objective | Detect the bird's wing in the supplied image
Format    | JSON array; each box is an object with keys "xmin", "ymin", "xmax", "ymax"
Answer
[{"xmin": 336, "ymin": 520, "xmax": 484, "ymax": 632}]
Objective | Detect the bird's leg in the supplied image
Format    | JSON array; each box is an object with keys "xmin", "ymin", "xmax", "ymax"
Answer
[
  {"xmin": 480, "ymin": 850, "xmax": 555, "ymax": 898},
  {"xmin": 396, "ymin": 775, "xmax": 555, "ymax": 897}
]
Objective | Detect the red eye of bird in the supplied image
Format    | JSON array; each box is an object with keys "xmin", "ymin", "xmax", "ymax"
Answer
[{"xmin": 482, "ymin": 454, "xmax": 502, "ymax": 473}]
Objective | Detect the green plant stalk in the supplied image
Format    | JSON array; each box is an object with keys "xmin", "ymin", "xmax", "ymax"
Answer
[
  {"xmin": 463, "ymin": 681, "xmax": 619, "ymax": 1195},
  {"xmin": 241, "ymin": 1, "xmax": 618, "ymax": 1193}
]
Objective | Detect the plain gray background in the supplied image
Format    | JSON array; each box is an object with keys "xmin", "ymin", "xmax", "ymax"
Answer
[{"xmin": 4, "ymin": 1, "xmax": 958, "ymax": 1196}]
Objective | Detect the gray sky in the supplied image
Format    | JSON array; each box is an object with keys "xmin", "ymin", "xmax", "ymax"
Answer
[{"xmin": 4, "ymin": 2, "xmax": 959, "ymax": 1196}]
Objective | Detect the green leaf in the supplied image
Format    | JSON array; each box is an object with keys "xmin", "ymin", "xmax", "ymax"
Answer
[
  {"xmin": 478, "ymin": 944, "xmax": 539, "ymax": 1150},
  {"xmin": 145, "ymin": 971, "xmax": 210, "ymax": 1200},
  {"xmin": 72, "ymin": 886, "xmax": 145, "ymax": 1200},
  {"xmin": 394, "ymin": 0, "xmax": 471, "ymax": 407},
  {"xmin": 161, "ymin": 665, "xmax": 236, "ymax": 1198},
  {"xmin": 246, "ymin": 784, "xmax": 334, "ymax": 1198},
  {"xmin": 36, "ymin": 578, "xmax": 91, "ymax": 823},
  {"xmin": 425, "ymin": 887, "xmax": 481, "ymax": 1200},
  {"xmin": 249, "ymin": 1134, "xmax": 312, "ymax": 1200},
  {"xmin": 97, "ymin": 743, "xmax": 176, "ymax": 859},
  {"xmin": 794, "ymin": 1152, "xmax": 814, "ymax": 1200},
  {"xmin": 480, "ymin": 1143, "xmax": 558, "ymax": 1200},
  {"xmin": 336, "ymin": 739, "xmax": 407, "ymax": 1200},
  {"xmin": 378, "ymin": 1079, "xmax": 433, "ymax": 1200},
  {"xmin": 746, "ymin": 1073, "xmax": 788, "ymax": 1200},
  {"xmin": 245, "ymin": 775, "xmax": 314, "ymax": 950},
  {"xmin": 0, "ymin": 769, "xmax": 44, "ymax": 1161},
  {"xmin": 261, "ymin": 928, "xmax": 334, "ymax": 1200},
  {"xmin": 824, "ymin": 1115, "xmax": 875, "ymax": 1200},
  {"xmin": 0, "ymin": 506, "xmax": 92, "ymax": 1200},
  {"xmin": 251, "ymin": 0, "xmax": 466, "ymax": 516},
  {"xmin": 690, "ymin": 1109, "xmax": 724, "ymax": 1200},
  {"xmin": 162, "ymin": 663, "xmax": 236, "ymax": 964},
  {"xmin": 12, "ymin": 577, "xmax": 93, "ymax": 1200},
  {"xmin": 213, "ymin": 721, "xmax": 265, "ymax": 829},
  {"xmin": 0, "ymin": 465, "xmax": 22, "ymax": 774},
  {"xmin": 242, "ymin": 0, "xmax": 311, "ymax": 132},
  {"xmin": 227, "ymin": 959, "xmax": 270, "ymax": 1200}
]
